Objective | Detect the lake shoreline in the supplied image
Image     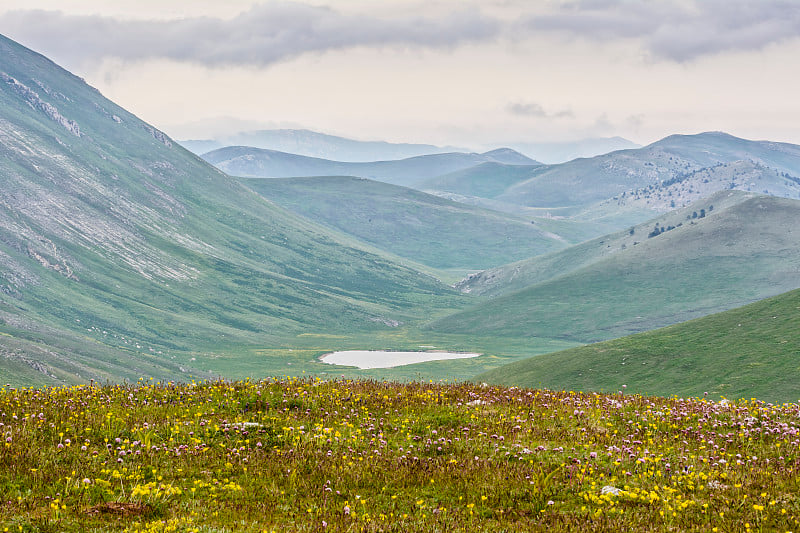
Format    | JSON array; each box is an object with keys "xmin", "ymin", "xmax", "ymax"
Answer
[{"xmin": 319, "ymin": 350, "xmax": 482, "ymax": 369}]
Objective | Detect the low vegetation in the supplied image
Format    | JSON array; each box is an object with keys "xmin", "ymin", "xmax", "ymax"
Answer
[
  {"xmin": 477, "ymin": 287, "xmax": 800, "ymax": 404},
  {"xmin": 243, "ymin": 176, "xmax": 576, "ymax": 273},
  {"xmin": 2, "ymin": 378, "xmax": 800, "ymax": 531},
  {"xmin": 434, "ymin": 194, "xmax": 800, "ymax": 343}
]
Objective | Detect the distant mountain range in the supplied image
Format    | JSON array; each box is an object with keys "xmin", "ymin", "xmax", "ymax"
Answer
[
  {"xmin": 179, "ymin": 130, "xmax": 640, "ymax": 165},
  {"xmin": 202, "ymin": 146, "xmax": 540, "ymax": 188},
  {"xmin": 179, "ymin": 129, "xmax": 467, "ymax": 162},
  {"xmin": 492, "ymin": 132, "xmax": 800, "ymax": 210},
  {"xmin": 199, "ymin": 130, "xmax": 800, "ymax": 225},
  {"xmin": 506, "ymin": 136, "xmax": 641, "ymax": 164}
]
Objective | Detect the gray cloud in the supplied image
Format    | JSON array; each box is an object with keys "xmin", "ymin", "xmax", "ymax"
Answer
[
  {"xmin": 522, "ymin": 0, "xmax": 800, "ymax": 61},
  {"xmin": 0, "ymin": 3, "xmax": 500, "ymax": 68},
  {"xmin": 507, "ymin": 101, "xmax": 573, "ymax": 119},
  {"xmin": 2, "ymin": 1, "xmax": 798, "ymax": 69}
]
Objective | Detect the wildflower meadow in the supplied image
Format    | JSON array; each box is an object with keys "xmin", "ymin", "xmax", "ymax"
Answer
[{"xmin": 1, "ymin": 378, "xmax": 799, "ymax": 531}]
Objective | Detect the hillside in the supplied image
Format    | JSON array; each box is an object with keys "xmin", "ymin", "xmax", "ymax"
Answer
[
  {"xmin": 202, "ymin": 146, "xmax": 538, "ymax": 188},
  {"xmin": 180, "ymin": 128, "xmax": 464, "ymax": 161},
  {"xmin": 0, "ymin": 34, "xmax": 461, "ymax": 385},
  {"xmin": 419, "ymin": 162, "xmax": 539, "ymax": 199},
  {"xmin": 495, "ymin": 131, "xmax": 800, "ymax": 209},
  {"xmin": 457, "ymin": 190, "xmax": 751, "ymax": 297},
  {"xmin": 598, "ymin": 160, "xmax": 800, "ymax": 212},
  {"xmin": 477, "ymin": 287, "xmax": 800, "ymax": 404},
  {"xmin": 430, "ymin": 193, "xmax": 800, "ymax": 342},
  {"xmin": 243, "ymin": 176, "xmax": 579, "ymax": 272}
]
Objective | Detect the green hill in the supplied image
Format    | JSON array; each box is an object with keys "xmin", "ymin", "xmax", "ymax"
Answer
[
  {"xmin": 0, "ymin": 34, "xmax": 462, "ymax": 385},
  {"xmin": 243, "ymin": 176, "xmax": 578, "ymax": 273},
  {"xmin": 430, "ymin": 193, "xmax": 800, "ymax": 342},
  {"xmin": 419, "ymin": 162, "xmax": 539, "ymax": 199},
  {"xmin": 457, "ymin": 190, "xmax": 751, "ymax": 297},
  {"xmin": 476, "ymin": 287, "xmax": 800, "ymax": 404},
  {"xmin": 202, "ymin": 146, "xmax": 538, "ymax": 188}
]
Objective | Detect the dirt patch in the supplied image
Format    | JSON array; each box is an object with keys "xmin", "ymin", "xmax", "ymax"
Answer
[{"xmin": 86, "ymin": 502, "xmax": 152, "ymax": 517}]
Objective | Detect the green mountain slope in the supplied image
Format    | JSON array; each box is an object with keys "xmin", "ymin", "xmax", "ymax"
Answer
[
  {"xmin": 430, "ymin": 193, "xmax": 800, "ymax": 342},
  {"xmin": 419, "ymin": 162, "xmax": 539, "ymax": 199},
  {"xmin": 0, "ymin": 34, "xmax": 461, "ymax": 384},
  {"xmin": 496, "ymin": 131, "xmax": 800, "ymax": 209},
  {"xmin": 202, "ymin": 146, "xmax": 538, "ymax": 187},
  {"xmin": 242, "ymin": 175, "xmax": 575, "ymax": 272},
  {"xmin": 476, "ymin": 288, "xmax": 800, "ymax": 404},
  {"xmin": 458, "ymin": 190, "xmax": 751, "ymax": 297}
]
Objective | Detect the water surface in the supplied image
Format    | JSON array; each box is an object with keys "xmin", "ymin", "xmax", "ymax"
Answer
[{"xmin": 320, "ymin": 350, "xmax": 481, "ymax": 369}]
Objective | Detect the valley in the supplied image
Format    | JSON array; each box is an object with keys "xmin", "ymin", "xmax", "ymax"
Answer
[
  {"xmin": 0, "ymin": 31, "xmax": 798, "ymax": 405},
  {"xmin": 1, "ymin": 3, "xmax": 800, "ymax": 530}
]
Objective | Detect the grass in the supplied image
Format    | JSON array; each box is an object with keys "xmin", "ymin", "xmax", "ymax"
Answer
[
  {"xmin": 3, "ymin": 378, "xmax": 800, "ymax": 531},
  {"xmin": 458, "ymin": 190, "xmax": 753, "ymax": 298},
  {"xmin": 434, "ymin": 193, "xmax": 800, "ymax": 342},
  {"xmin": 418, "ymin": 162, "xmax": 539, "ymax": 199},
  {"xmin": 476, "ymin": 287, "xmax": 800, "ymax": 404},
  {"xmin": 0, "ymin": 33, "xmax": 473, "ymax": 382},
  {"xmin": 167, "ymin": 330, "xmax": 580, "ymax": 384},
  {"xmin": 242, "ymin": 176, "xmax": 577, "ymax": 272}
]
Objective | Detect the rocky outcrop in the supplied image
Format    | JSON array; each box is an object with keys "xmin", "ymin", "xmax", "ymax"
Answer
[
  {"xmin": 1, "ymin": 72, "xmax": 80, "ymax": 137},
  {"xmin": 143, "ymin": 125, "xmax": 173, "ymax": 148}
]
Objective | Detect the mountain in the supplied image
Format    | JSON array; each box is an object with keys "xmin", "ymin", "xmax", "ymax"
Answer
[
  {"xmin": 201, "ymin": 146, "xmax": 539, "ymax": 187},
  {"xmin": 242, "ymin": 176, "xmax": 581, "ymax": 273},
  {"xmin": 507, "ymin": 136, "xmax": 641, "ymax": 164},
  {"xmin": 476, "ymin": 287, "xmax": 800, "ymax": 404},
  {"xmin": 479, "ymin": 148, "xmax": 539, "ymax": 165},
  {"xmin": 596, "ymin": 160, "xmax": 800, "ymax": 213},
  {"xmin": 178, "ymin": 139, "xmax": 223, "ymax": 154},
  {"xmin": 495, "ymin": 132, "xmax": 800, "ymax": 209},
  {"xmin": 419, "ymin": 162, "xmax": 540, "ymax": 199},
  {"xmin": 180, "ymin": 129, "xmax": 465, "ymax": 162},
  {"xmin": 0, "ymin": 34, "xmax": 460, "ymax": 385},
  {"xmin": 429, "ymin": 192, "xmax": 800, "ymax": 342},
  {"xmin": 456, "ymin": 190, "xmax": 752, "ymax": 298}
]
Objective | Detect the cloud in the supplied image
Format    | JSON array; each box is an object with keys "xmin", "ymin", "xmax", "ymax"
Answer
[
  {"xmin": 0, "ymin": 2, "xmax": 500, "ymax": 68},
  {"xmin": 2, "ymin": 0, "xmax": 798, "ymax": 70},
  {"xmin": 520, "ymin": 0, "xmax": 800, "ymax": 61},
  {"xmin": 507, "ymin": 101, "xmax": 573, "ymax": 119}
]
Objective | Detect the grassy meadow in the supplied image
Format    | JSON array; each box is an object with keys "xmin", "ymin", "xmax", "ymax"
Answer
[
  {"xmin": 477, "ymin": 287, "xmax": 800, "ymax": 404},
  {"xmin": 242, "ymin": 176, "xmax": 573, "ymax": 273},
  {"xmin": 2, "ymin": 378, "xmax": 800, "ymax": 532}
]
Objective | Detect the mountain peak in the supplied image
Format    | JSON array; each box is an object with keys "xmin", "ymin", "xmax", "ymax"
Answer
[{"xmin": 481, "ymin": 147, "xmax": 540, "ymax": 165}]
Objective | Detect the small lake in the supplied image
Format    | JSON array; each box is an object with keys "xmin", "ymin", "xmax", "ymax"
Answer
[{"xmin": 319, "ymin": 350, "xmax": 481, "ymax": 369}]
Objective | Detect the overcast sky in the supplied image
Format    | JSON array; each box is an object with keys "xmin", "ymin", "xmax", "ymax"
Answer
[{"xmin": 1, "ymin": 0, "xmax": 799, "ymax": 148}]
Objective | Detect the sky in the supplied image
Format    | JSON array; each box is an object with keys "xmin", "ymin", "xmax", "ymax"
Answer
[{"xmin": 1, "ymin": 0, "xmax": 799, "ymax": 149}]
